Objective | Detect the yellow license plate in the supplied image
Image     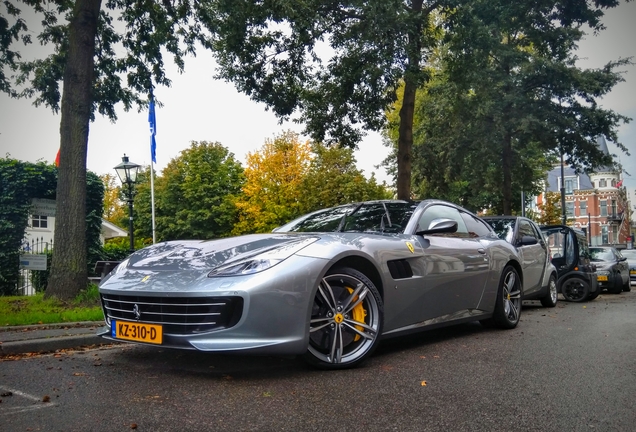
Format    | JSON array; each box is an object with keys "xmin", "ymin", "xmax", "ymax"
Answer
[
  {"xmin": 630, "ymin": 270, "xmax": 636, "ymax": 275},
  {"xmin": 112, "ymin": 320, "xmax": 163, "ymax": 344},
  {"xmin": 597, "ymin": 275, "xmax": 608, "ymax": 281}
]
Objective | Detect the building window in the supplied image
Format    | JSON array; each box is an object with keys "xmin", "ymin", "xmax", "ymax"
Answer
[
  {"xmin": 31, "ymin": 215, "xmax": 48, "ymax": 229},
  {"xmin": 611, "ymin": 179, "xmax": 617, "ymax": 187},
  {"xmin": 600, "ymin": 200, "xmax": 607, "ymax": 217},
  {"xmin": 602, "ymin": 226, "xmax": 608, "ymax": 244},
  {"xmin": 566, "ymin": 201, "xmax": 574, "ymax": 217},
  {"xmin": 599, "ymin": 179, "xmax": 607, "ymax": 187},
  {"xmin": 611, "ymin": 225, "xmax": 618, "ymax": 243},
  {"xmin": 580, "ymin": 200, "xmax": 587, "ymax": 216},
  {"xmin": 564, "ymin": 178, "xmax": 575, "ymax": 194},
  {"xmin": 611, "ymin": 199, "xmax": 617, "ymax": 217}
]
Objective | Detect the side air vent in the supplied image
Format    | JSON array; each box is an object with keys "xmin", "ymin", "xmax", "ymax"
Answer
[{"xmin": 387, "ymin": 259, "xmax": 414, "ymax": 279}]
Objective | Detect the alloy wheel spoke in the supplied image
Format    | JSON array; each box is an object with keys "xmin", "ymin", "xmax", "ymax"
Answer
[
  {"xmin": 509, "ymin": 289, "xmax": 521, "ymax": 299},
  {"xmin": 344, "ymin": 287, "xmax": 369, "ymax": 315},
  {"xmin": 329, "ymin": 324, "xmax": 343, "ymax": 363},
  {"xmin": 341, "ymin": 282, "xmax": 366, "ymax": 312},
  {"xmin": 505, "ymin": 272, "xmax": 516, "ymax": 293},
  {"xmin": 343, "ymin": 320, "xmax": 375, "ymax": 340},
  {"xmin": 507, "ymin": 299, "xmax": 519, "ymax": 321},
  {"xmin": 318, "ymin": 280, "xmax": 337, "ymax": 311},
  {"xmin": 310, "ymin": 317, "xmax": 332, "ymax": 333}
]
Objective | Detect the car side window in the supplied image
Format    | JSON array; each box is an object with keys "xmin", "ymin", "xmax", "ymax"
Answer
[
  {"xmin": 460, "ymin": 213, "xmax": 492, "ymax": 238},
  {"xmin": 517, "ymin": 220, "xmax": 537, "ymax": 242},
  {"xmin": 417, "ymin": 205, "xmax": 468, "ymax": 236}
]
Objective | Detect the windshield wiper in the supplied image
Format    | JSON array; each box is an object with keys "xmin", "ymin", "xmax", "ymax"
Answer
[{"xmin": 380, "ymin": 202, "xmax": 392, "ymax": 232}]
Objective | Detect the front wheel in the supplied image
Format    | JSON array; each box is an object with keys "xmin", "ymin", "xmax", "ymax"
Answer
[
  {"xmin": 302, "ymin": 267, "xmax": 383, "ymax": 369},
  {"xmin": 490, "ymin": 265, "xmax": 522, "ymax": 329}
]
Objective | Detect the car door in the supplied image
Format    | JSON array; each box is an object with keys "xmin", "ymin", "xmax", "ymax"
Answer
[
  {"xmin": 409, "ymin": 204, "xmax": 491, "ymax": 323},
  {"xmin": 515, "ymin": 219, "xmax": 545, "ymax": 294}
]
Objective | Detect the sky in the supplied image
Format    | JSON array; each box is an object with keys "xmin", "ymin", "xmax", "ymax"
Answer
[{"xmin": 0, "ymin": 2, "xmax": 635, "ymax": 191}]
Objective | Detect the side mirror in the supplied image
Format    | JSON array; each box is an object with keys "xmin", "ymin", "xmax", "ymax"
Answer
[
  {"xmin": 619, "ymin": 257, "xmax": 627, "ymax": 262},
  {"xmin": 416, "ymin": 218, "xmax": 458, "ymax": 236},
  {"xmin": 518, "ymin": 235, "xmax": 538, "ymax": 246}
]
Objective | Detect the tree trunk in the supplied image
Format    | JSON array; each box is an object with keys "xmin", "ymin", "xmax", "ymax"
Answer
[
  {"xmin": 396, "ymin": 0, "xmax": 424, "ymax": 200},
  {"xmin": 397, "ymin": 78, "xmax": 417, "ymax": 200},
  {"xmin": 502, "ymin": 132, "xmax": 513, "ymax": 215},
  {"xmin": 45, "ymin": 0, "xmax": 101, "ymax": 301}
]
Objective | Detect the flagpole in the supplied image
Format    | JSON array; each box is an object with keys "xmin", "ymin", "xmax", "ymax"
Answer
[
  {"xmin": 150, "ymin": 157, "xmax": 157, "ymax": 244},
  {"xmin": 149, "ymin": 90, "xmax": 157, "ymax": 244}
]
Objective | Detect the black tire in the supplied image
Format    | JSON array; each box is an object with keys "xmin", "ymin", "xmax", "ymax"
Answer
[
  {"xmin": 491, "ymin": 265, "xmax": 522, "ymax": 329},
  {"xmin": 608, "ymin": 273, "xmax": 623, "ymax": 294},
  {"xmin": 622, "ymin": 277, "xmax": 631, "ymax": 292},
  {"xmin": 561, "ymin": 278, "xmax": 590, "ymax": 302},
  {"xmin": 587, "ymin": 290, "xmax": 600, "ymax": 301},
  {"xmin": 302, "ymin": 267, "xmax": 383, "ymax": 369},
  {"xmin": 540, "ymin": 274, "xmax": 558, "ymax": 308}
]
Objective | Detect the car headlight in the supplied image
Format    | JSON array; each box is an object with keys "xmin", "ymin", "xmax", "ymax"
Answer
[{"xmin": 208, "ymin": 237, "xmax": 319, "ymax": 277}]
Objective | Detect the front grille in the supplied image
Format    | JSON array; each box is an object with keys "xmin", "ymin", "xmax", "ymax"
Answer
[{"xmin": 101, "ymin": 294, "xmax": 243, "ymax": 335}]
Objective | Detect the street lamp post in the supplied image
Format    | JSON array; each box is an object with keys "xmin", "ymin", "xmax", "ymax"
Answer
[{"xmin": 114, "ymin": 154, "xmax": 141, "ymax": 254}]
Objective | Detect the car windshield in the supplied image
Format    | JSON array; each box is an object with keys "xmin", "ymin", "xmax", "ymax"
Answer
[
  {"xmin": 277, "ymin": 202, "xmax": 419, "ymax": 233},
  {"xmin": 589, "ymin": 248, "xmax": 615, "ymax": 262},
  {"xmin": 484, "ymin": 219, "xmax": 515, "ymax": 244}
]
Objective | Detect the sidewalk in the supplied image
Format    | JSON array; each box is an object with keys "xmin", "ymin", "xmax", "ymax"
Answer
[{"xmin": 0, "ymin": 321, "xmax": 116, "ymax": 356}]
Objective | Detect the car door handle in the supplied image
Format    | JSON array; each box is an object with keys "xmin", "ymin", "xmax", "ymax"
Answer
[{"xmin": 477, "ymin": 249, "xmax": 486, "ymax": 254}]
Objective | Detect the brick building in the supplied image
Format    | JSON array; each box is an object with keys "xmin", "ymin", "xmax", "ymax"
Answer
[{"xmin": 534, "ymin": 137, "xmax": 631, "ymax": 246}]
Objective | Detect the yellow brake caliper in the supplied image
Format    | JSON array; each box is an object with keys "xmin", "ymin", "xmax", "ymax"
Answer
[{"xmin": 346, "ymin": 287, "xmax": 367, "ymax": 341}]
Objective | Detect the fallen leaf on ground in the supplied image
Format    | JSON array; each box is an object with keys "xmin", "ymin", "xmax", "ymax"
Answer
[
  {"xmin": 421, "ymin": 381, "xmax": 427, "ymax": 386},
  {"xmin": 42, "ymin": 395, "xmax": 50, "ymax": 402}
]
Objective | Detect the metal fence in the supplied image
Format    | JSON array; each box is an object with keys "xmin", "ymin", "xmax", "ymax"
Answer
[{"xmin": 18, "ymin": 237, "xmax": 53, "ymax": 296}]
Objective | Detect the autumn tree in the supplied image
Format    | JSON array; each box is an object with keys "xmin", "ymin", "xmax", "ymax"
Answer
[
  {"xmin": 100, "ymin": 173, "xmax": 125, "ymax": 227},
  {"xmin": 233, "ymin": 132, "xmax": 311, "ymax": 235},
  {"xmin": 206, "ymin": 0, "xmax": 445, "ymax": 200},
  {"xmin": 1, "ymin": 1, "xmax": 217, "ymax": 299},
  {"xmin": 536, "ymin": 191, "xmax": 564, "ymax": 226},
  {"xmin": 137, "ymin": 142, "xmax": 244, "ymax": 242},
  {"xmin": 300, "ymin": 143, "xmax": 392, "ymax": 211}
]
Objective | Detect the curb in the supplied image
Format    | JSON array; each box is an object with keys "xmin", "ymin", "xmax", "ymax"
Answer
[
  {"xmin": 0, "ymin": 321, "xmax": 104, "ymax": 332},
  {"xmin": 0, "ymin": 334, "xmax": 108, "ymax": 356}
]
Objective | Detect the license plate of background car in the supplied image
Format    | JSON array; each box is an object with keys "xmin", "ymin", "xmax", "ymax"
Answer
[
  {"xmin": 631, "ymin": 270, "xmax": 636, "ymax": 275},
  {"xmin": 597, "ymin": 275, "xmax": 608, "ymax": 281},
  {"xmin": 112, "ymin": 320, "xmax": 163, "ymax": 344}
]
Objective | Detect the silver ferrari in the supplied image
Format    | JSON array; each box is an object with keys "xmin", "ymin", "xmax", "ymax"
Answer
[{"xmin": 98, "ymin": 200, "xmax": 524, "ymax": 369}]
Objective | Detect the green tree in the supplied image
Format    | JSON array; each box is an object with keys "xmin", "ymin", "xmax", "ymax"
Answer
[
  {"xmin": 207, "ymin": 0, "xmax": 445, "ymax": 199},
  {"xmin": 300, "ymin": 142, "xmax": 392, "ymax": 211},
  {"xmin": 438, "ymin": 0, "xmax": 630, "ymax": 214},
  {"xmin": 233, "ymin": 131, "xmax": 311, "ymax": 235},
  {"xmin": 1, "ymin": 1, "xmax": 215, "ymax": 299},
  {"xmin": 394, "ymin": 67, "xmax": 556, "ymax": 213},
  {"xmin": 144, "ymin": 142, "xmax": 244, "ymax": 241}
]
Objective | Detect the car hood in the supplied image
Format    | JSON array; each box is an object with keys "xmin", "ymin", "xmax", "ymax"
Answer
[
  {"xmin": 593, "ymin": 261, "xmax": 615, "ymax": 271},
  {"xmin": 119, "ymin": 233, "xmax": 318, "ymax": 272}
]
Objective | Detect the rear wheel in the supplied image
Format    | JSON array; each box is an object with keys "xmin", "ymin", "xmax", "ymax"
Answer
[
  {"xmin": 303, "ymin": 267, "xmax": 383, "ymax": 369},
  {"xmin": 540, "ymin": 274, "xmax": 558, "ymax": 308},
  {"xmin": 491, "ymin": 265, "xmax": 522, "ymax": 329},
  {"xmin": 622, "ymin": 277, "xmax": 631, "ymax": 292},
  {"xmin": 561, "ymin": 278, "xmax": 589, "ymax": 302}
]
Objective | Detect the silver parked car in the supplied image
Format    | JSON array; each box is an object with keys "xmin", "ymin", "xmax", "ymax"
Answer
[
  {"xmin": 617, "ymin": 248, "xmax": 636, "ymax": 290},
  {"xmin": 98, "ymin": 200, "xmax": 525, "ymax": 369},
  {"xmin": 482, "ymin": 216, "xmax": 558, "ymax": 307}
]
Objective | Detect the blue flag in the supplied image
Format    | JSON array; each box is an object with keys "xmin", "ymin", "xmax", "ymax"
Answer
[{"xmin": 149, "ymin": 95, "xmax": 157, "ymax": 163}]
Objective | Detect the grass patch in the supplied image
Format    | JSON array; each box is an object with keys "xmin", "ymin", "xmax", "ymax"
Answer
[{"xmin": 0, "ymin": 285, "xmax": 104, "ymax": 326}]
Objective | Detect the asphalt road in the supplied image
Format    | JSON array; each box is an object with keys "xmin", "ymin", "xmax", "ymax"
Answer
[{"xmin": 2, "ymin": 292, "xmax": 635, "ymax": 432}]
